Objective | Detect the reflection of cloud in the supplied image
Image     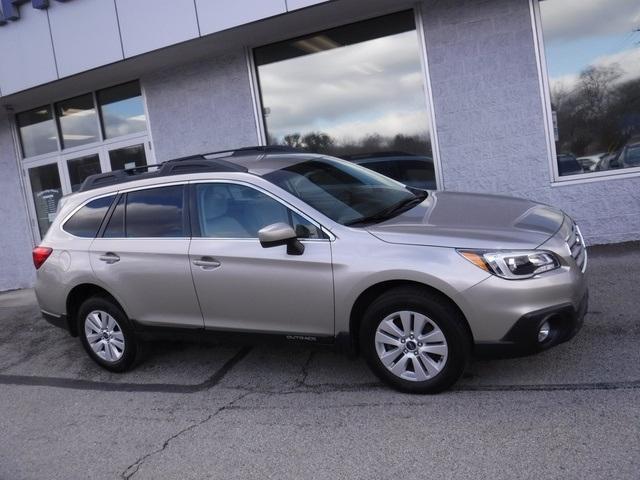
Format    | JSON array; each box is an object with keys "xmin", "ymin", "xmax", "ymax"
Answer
[
  {"xmin": 258, "ymin": 30, "xmax": 431, "ymax": 144},
  {"xmin": 324, "ymin": 110, "xmax": 429, "ymax": 141},
  {"xmin": 541, "ymin": 0, "xmax": 640, "ymax": 42},
  {"xmin": 550, "ymin": 47, "xmax": 640, "ymax": 91}
]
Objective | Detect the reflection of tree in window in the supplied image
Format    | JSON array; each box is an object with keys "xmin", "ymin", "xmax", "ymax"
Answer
[{"xmin": 540, "ymin": 0, "xmax": 640, "ymax": 175}]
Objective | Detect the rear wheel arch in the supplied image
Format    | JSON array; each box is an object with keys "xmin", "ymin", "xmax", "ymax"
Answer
[
  {"xmin": 66, "ymin": 284, "xmax": 127, "ymax": 336},
  {"xmin": 348, "ymin": 280, "xmax": 473, "ymax": 353}
]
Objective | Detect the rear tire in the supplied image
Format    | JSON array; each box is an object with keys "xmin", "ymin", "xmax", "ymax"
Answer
[
  {"xmin": 359, "ymin": 287, "xmax": 471, "ymax": 393},
  {"xmin": 77, "ymin": 296, "xmax": 139, "ymax": 372}
]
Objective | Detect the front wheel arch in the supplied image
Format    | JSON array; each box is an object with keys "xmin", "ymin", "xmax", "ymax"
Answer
[{"xmin": 348, "ymin": 280, "xmax": 473, "ymax": 355}]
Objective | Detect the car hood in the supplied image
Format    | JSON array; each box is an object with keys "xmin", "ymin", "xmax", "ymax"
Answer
[{"xmin": 365, "ymin": 191, "xmax": 565, "ymax": 250}]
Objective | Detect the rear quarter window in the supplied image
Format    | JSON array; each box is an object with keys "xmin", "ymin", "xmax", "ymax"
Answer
[{"xmin": 63, "ymin": 195, "xmax": 115, "ymax": 238}]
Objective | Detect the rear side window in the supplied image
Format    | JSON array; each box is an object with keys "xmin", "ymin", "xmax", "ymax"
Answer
[
  {"xmin": 126, "ymin": 185, "xmax": 186, "ymax": 237},
  {"xmin": 63, "ymin": 195, "xmax": 115, "ymax": 238}
]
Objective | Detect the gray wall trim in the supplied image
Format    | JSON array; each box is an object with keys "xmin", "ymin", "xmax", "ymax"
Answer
[
  {"xmin": 414, "ymin": 3, "xmax": 444, "ymax": 190},
  {"xmin": 245, "ymin": 47, "xmax": 267, "ymax": 146}
]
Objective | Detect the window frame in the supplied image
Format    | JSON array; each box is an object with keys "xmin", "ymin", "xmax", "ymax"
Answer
[
  {"xmin": 246, "ymin": 7, "xmax": 444, "ymax": 190},
  {"xmin": 530, "ymin": 0, "xmax": 640, "ymax": 185},
  {"xmin": 188, "ymin": 180, "xmax": 332, "ymax": 241},
  {"xmin": 14, "ymin": 80, "xmax": 153, "ymax": 243}
]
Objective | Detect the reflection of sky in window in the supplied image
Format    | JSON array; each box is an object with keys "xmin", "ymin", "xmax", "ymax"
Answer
[
  {"xmin": 540, "ymin": 0, "xmax": 640, "ymax": 89},
  {"xmin": 258, "ymin": 30, "xmax": 431, "ymax": 144},
  {"xmin": 102, "ymin": 97, "xmax": 147, "ymax": 138}
]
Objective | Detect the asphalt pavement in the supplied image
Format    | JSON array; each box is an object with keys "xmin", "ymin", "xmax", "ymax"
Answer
[{"xmin": 0, "ymin": 242, "xmax": 638, "ymax": 479}]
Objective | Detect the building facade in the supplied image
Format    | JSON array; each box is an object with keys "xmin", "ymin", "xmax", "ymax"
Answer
[{"xmin": 0, "ymin": 0, "xmax": 638, "ymax": 291}]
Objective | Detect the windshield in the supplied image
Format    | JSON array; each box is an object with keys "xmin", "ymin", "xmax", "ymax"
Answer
[{"xmin": 263, "ymin": 157, "xmax": 425, "ymax": 225}]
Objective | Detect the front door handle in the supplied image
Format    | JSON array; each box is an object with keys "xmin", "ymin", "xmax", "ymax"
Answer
[
  {"xmin": 192, "ymin": 257, "xmax": 221, "ymax": 269},
  {"xmin": 99, "ymin": 252, "xmax": 120, "ymax": 264}
]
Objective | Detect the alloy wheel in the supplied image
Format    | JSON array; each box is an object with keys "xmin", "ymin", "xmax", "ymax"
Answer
[
  {"xmin": 374, "ymin": 310, "xmax": 448, "ymax": 382},
  {"xmin": 84, "ymin": 310, "xmax": 126, "ymax": 363}
]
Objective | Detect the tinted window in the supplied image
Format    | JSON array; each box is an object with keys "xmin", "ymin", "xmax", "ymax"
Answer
[
  {"xmin": 126, "ymin": 186, "xmax": 185, "ymax": 238},
  {"xmin": 98, "ymin": 81, "xmax": 146, "ymax": 139},
  {"xmin": 196, "ymin": 183, "xmax": 323, "ymax": 239},
  {"xmin": 55, "ymin": 93, "xmax": 100, "ymax": 149},
  {"xmin": 67, "ymin": 154, "xmax": 101, "ymax": 192},
  {"xmin": 360, "ymin": 161, "xmax": 398, "ymax": 179},
  {"xmin": 28, "ymin": 163, "xmax": 62, "ymax": 237},
  {"xmin": 64, "ymin": 195, "xmax": 115, "ymax": 238},
  {"xmin": 395, "ymin": 158, "xmax": 436, "ymax": 188},
  {"xmin": 109, "ymin": 144, "xmax": 147, "ymax": 171},
  {"xmin": 17, "ymin": 105, "xmax": 58, "ymax": 158},
  {"xmin": 103, "ymin": 195, "xmax": 125, "ymax": 238}
]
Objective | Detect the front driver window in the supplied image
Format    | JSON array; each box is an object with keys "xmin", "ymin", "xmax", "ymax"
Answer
[{"xmin": 195, "ymin": 183, "xmax": 324, "ymax": 239}]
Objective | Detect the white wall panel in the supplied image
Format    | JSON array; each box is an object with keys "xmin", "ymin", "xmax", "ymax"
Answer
[
  {"xmin": 116, "ymin": 0, "xmax": 199, "ymax": 58},
  {"xmin": 48, "ymin": 0, "xmax": 123, "ymax": 78},
  {"xmin": 196, "ymin": 0, "xmax": 286, "ymax": 36},
  {"xmin": 286, "ymin": 0, "xmax": 330, "ymax": 11},
  {"xmin": 0, "ymin": 7, "xmax": 57, "ymax": 95}
]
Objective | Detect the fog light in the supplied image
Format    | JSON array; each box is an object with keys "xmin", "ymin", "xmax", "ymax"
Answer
[{"xmin": 538, "ymin": 321, "xmax": 551, "ymax": 343}]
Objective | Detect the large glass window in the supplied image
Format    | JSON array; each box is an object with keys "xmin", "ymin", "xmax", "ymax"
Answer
[
  {"xmin": 55, "ymin": 94, "xmax": 100, "ymax": 149},
  {"xmin": 539, "ymin": 0, "xmax": 640, "ymax": 177},
  {"xmin": 254, "ymin": 11, "xmax": 435, "ymax": 186},
  {"xmin": 17, "ymin": 106, "xmax": 58, "ymax": 158},
  {"xmin": 98, "ymin": 81, "xmax": 147, "ymax": 139}
]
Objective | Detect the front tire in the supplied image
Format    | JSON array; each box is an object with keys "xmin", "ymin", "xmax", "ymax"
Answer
[
  {"xmin": 360, "ymin": 287, "xmax": 471, "ymax": 393},
  {"xmin": 77, "ymin": 296, "xmax": 139, "ymax": 372}
]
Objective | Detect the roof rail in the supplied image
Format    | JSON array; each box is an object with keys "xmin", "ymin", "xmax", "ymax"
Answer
[
  {"xmin": 78, "ymin": 155, "xmax": 248, "ymax": 192},
  {"xmin": 203, "ymin": 145, "xmax": 304, "ymax": 158},
  {"xmin": 77, "ymin": 146, "xmax": 302, "ymax": 193}
]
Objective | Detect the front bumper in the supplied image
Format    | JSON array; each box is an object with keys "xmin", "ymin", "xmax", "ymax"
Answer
[{"xmin": 475, "ymin": 291, "xmax": 588, "ymax": 357}]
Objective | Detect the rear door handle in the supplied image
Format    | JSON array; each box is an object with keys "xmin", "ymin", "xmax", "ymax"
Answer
[
  {"xmin": 99, "ymin": 253, "xmax": 120, "ymax": 264},
  {"xmin": 192, "ymin": 257, "xmax": 221, "ymax": 269}
]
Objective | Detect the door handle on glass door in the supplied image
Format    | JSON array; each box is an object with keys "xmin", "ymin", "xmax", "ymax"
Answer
[{"xmin": 99, "ymin": 252, "xmax": 120, "ymax": 264}]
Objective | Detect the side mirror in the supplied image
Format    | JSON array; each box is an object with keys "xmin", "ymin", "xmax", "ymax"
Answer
[{"xmin": 258, "ymin": 222, "xmax": 305, "ymax": 256}]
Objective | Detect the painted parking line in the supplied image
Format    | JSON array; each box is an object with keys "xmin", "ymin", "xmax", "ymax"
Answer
[{"xmin": 0, "ymin": 346, "xmax": 252, "ymax": 394}]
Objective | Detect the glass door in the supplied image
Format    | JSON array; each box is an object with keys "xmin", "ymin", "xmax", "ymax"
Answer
[
  {"xmin": 108, "ymin": 143, "xmax": 147, "ymax": 171},
  {"xmin": 103, "ymin": 137, "xmax": 154, "ymax": 172},
  {"xmin": 64, "ymin": 151, "xmax": 102, "ymax": 192},
  {"xmin": 26, "ymin": 162, "xmax": 64, "ymax": 237}
]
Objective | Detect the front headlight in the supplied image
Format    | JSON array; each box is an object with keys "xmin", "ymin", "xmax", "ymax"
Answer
[{"xmin": 457, "ymin": 249, "xmax": 560, "ymax": 280}]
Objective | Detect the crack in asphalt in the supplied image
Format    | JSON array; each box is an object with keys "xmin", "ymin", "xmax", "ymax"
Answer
[
  {"xmin": 121, "ymin": 392, "xmax": 251, "ymax": 479},
  {"xmin": 296, "ymin": 351, "xmax": 315, "ymax": 387}
]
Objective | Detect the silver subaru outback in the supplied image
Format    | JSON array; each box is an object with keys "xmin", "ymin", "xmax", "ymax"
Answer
[{"xmin": 34, "ymin": 149, "xmax": 588, "ymax": 393}]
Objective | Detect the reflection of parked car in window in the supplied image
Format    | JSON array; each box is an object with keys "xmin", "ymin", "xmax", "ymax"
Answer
[
  {"xmin": 618, "ymin": 142, "xmax": 640, "ymax": 168},
  {"xmin": 596, "ymin": 141, "xmax": 640, "ymax": 172},
  {"xmin": 576, "ymin": 153, "xmax": 605, "ymax": 172},
  {"xmin": 557, "ymin": 153, "xmax": 583, "ymax": 176},
  {"xmin": 342, "ymin": 152, "xmax": 437, "ymax": 190}
]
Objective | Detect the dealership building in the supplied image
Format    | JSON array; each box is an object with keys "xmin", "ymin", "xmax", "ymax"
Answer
[{"xmin": 0, "ymin": 0, "xmax": 638, "ymax": 291}]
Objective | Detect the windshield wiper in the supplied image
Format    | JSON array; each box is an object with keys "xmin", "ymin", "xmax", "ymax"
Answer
[{"xmin": 345, "ymin": 191, "xmax": 428, "ymax": 226}]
